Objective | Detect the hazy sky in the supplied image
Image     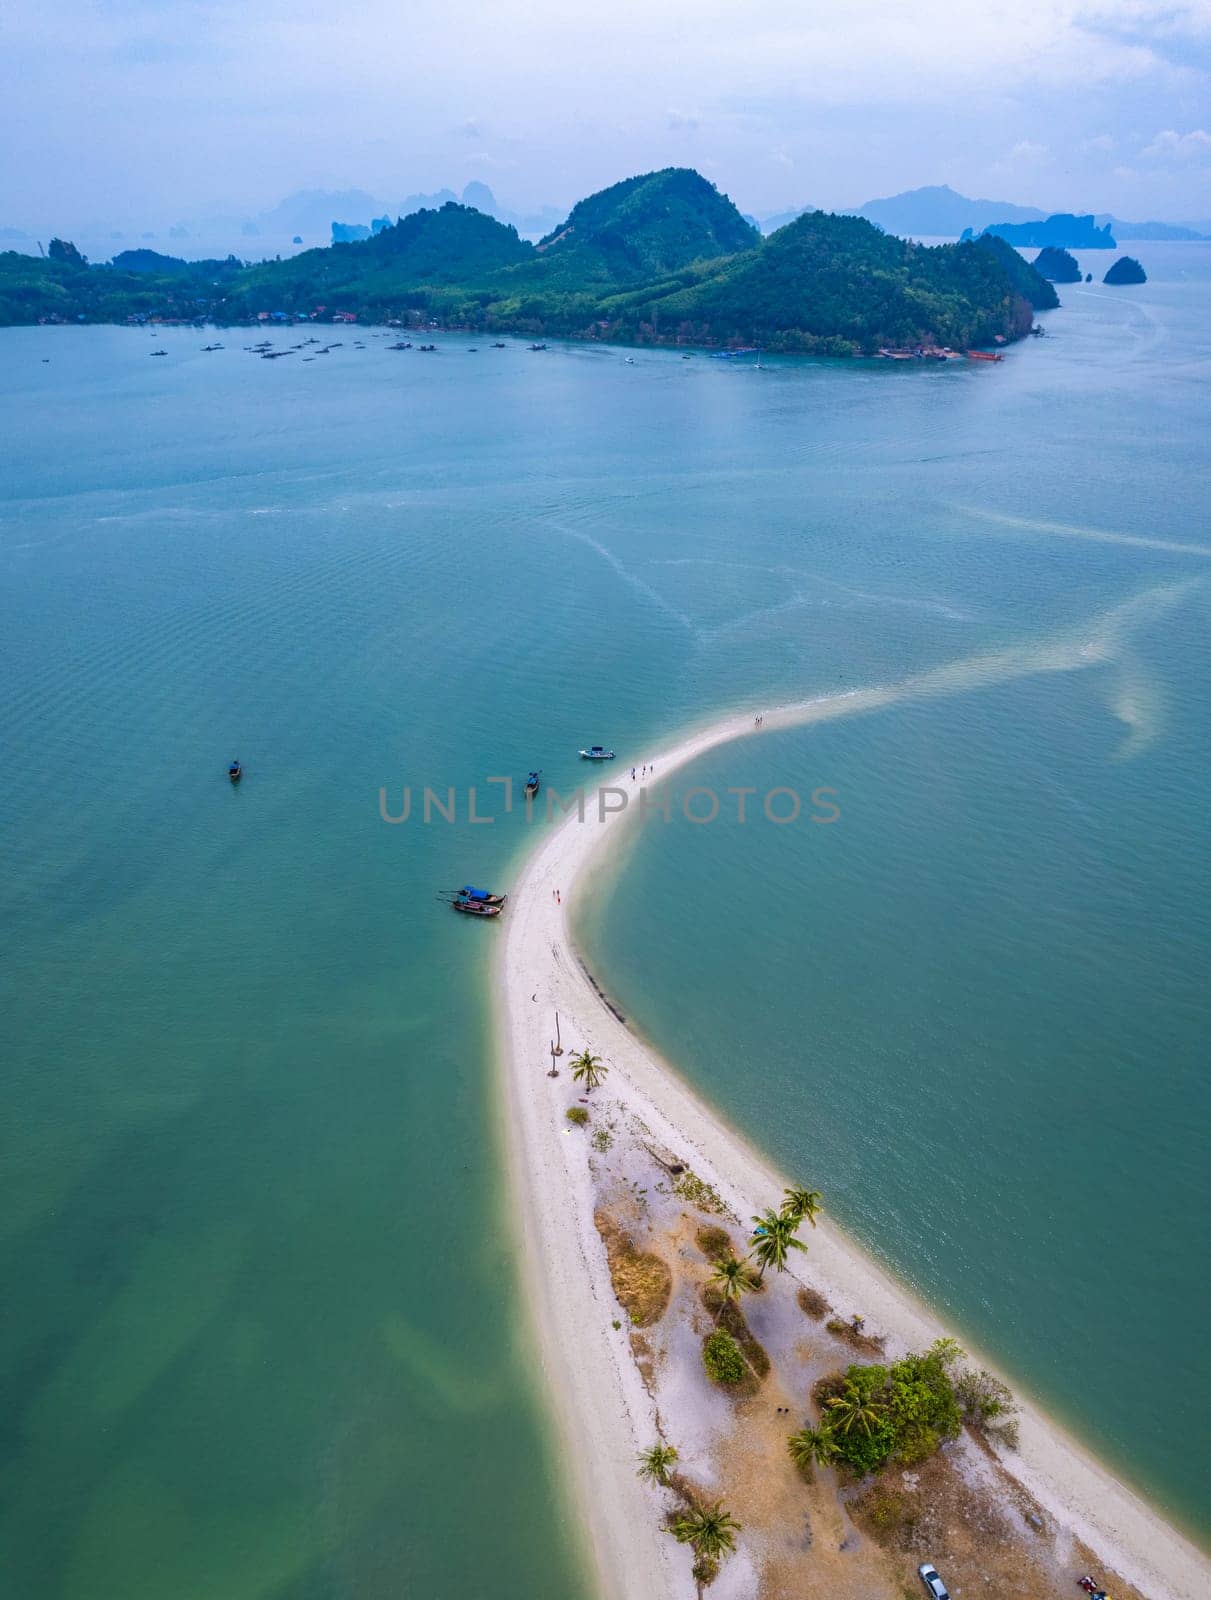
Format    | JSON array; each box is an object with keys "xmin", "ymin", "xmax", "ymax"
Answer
[{"xmin": 3, "ymin": 0, "xmax": 1210, "ymax": 231}]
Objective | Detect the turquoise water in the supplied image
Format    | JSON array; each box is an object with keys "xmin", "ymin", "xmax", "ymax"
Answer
[{"xmin": 1, "ymin": 242, "xmax": 1208, "ymax": 1595}]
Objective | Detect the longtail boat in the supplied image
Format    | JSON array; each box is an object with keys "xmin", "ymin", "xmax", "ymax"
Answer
[
  {"xmin": 450, "ymin": 897, "xmax": 501, "ymax": 918},
  {"xmin": 524, "ymin": 771, "xmax": 541, "ymax": 799}
]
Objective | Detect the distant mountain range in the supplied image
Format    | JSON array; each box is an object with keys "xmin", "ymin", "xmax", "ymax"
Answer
[
  {"xmin": 759, "ymin": 185, "xmax": 1209, "ymax": 242},
  {"xmin": 5, "ymin": 179, "xmax": 1206, "ymax": 267},
  {"xmin": 327, "ymin": 183, "xmax": 563, "ymax": 244}
]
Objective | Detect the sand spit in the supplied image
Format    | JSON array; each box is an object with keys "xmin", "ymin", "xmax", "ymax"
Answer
[{"xmin": 494, "ymin": 604, "xmax": 1209, "ymax": 1600}]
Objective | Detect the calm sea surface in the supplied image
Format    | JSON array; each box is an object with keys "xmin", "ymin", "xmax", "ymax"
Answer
[{"xmin": 2, "ymin": 243, "xmax": 1208, "ymax": 1595}]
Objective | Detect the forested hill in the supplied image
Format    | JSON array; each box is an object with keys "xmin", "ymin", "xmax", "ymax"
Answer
[
  {"xmin": 537, "ymin": 168, "xmax": 760, "ymax": 279},
  {"xmin": 0, "ymin": 168, "xmax": 1055, "ymax": 353}
]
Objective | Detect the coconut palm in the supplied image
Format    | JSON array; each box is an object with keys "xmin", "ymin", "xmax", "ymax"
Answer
[
  {"xmin": 786, "ymin": 1425, "xmax": 838, "ymax": 1470},
  {"xmin": 636, "ymin": 1442, "xmax": 678, "ymax": 1486},
  {"xmin": 780, "ymin": 1186, "xmax": 823, "ymax": 1228},
  {"xmin": 669, "ymin": 1501, "xmax": 741, "ymax": 1561},
  {"xmin": 708, "ymin": 1256, "xmax": 751, "ymax": 1318},
  {"xmin": 749, "ymin": 1209, "xmax": 807, "ymax": 1281},
  {"xmin": 570, "ymin": 1050, "xmax": 607, "ymax": 1092},
  {"xmin": 825, "ymin": 1379, "xmax": 885, "ymax": 1438}
]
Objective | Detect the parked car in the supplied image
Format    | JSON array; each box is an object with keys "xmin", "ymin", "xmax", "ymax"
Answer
[{"xmin": 918, "ymin": 1564, "xmax": 950, "ymax": 1600}]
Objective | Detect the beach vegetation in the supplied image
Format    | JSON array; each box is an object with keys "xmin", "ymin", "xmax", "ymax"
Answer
[
  {"xmin": 707, "ymin": 1256, "xmax": 752, "ymax": 1317},
  {"xmin": 570, "ymin": 1050, "xmax": 607, "ymax": 1092},
  {"xmin": 703, "ymin": 1292, "xmax": 771, "ymax": 1380},
  {"xmin": 690, "ymin": 1553, "xmax": 720, "ymax": 1589},
  {"xmin": 797, "ymin": 1285, "xmax": 831, "ymax": 1320},
  {"xmin": 591, "ymin": 1126, "xmax": 613, "ymax": 1153},
  {"xmin": 826, "ymin": 1315, "xmax": 886, "ymax": 1355},
  {"xmin": 565, "ymin": 1106, "xmax": 589, "ymax": 1126},
  {"xmin": 671, "ymin": 1168, "xmax": 726, "ymax": 1215},
  {"xmin": 594, "ymin": 1211, "xmax": 672, "ymax": 1327},
  {"xmin": 636, "ymin": 1442, "xmax": 679, "ymax": 1486},
  {"xmin": 749, "ymin": 1208, "xmax": 807, "ymax": 1280},
  {"xmin": 787, "ymin": 1424, "xmax": 839, "ymax": 1473},
  {"xmin": 695, "ymin": 1224, "xmax": 733, "ymax": 1260},
  {"xmin": 669, "ymin": 1499, "xmax": 741, "ymax": 1560},
  {"xmin": 953, "ymin": 1365, "xmax": 1020, "ymax": 1449},
  {"xmin": 780, "ymin": 1186, "xmax": 823, "ymax": 1227},
  {"xmin": 806, "ymin": 1340, "xmax": 973, "ymax": 1477},
  {"xmin": 702, "ymin": 1329, "xmax": 747, "ymax": 1385}
]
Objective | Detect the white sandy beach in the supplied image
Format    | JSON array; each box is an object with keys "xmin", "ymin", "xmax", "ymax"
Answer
[{"xmin": 494, "ymin": 613, "xmax": 1211, "ymax": 1600}]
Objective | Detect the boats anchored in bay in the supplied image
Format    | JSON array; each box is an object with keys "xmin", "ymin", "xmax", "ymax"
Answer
[{"xmin": 442, "ymin": 885, "xmax": 509, "ymax": 918}]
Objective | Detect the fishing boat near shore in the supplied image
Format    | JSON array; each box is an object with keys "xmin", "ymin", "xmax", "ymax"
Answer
[
  {"xmin": 579, "ymin": 745, "xmax": 615, "ymax": 760},
  {"xmin": 456, "ymin": 885, "xmax": 508, "ymax": 906},
  {"xmin": 524, "ymin": 770, "xmax": 541, "ymax": 799},
  {"xmin": 449, "ymin": 897, "xmax": 502, "ymax": 918},
  {"xmin": 966, "ymin": 349, "xmax": 1004, "ymax": 362}
]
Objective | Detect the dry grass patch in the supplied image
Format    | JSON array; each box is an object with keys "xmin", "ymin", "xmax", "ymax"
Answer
[
  {"xmin": 695, "ymin": 1224, "xmax": 734, "ymax": 1260},
  {"xmin": 797, "ymin": 1284, "xmax": 831, "ymax": 1320},
  {"xmin": 826, "ymin": 1316, "xmax": 886, "ymax": 1356},
  {"xmin": 594, "ymin": 1210, "xmax": 672, "ymax": 1328}
]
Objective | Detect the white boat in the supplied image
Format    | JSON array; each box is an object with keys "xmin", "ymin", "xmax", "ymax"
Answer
[{"xmin": 579, "ymin": 745, "xmax": 615, "ymax": 760}]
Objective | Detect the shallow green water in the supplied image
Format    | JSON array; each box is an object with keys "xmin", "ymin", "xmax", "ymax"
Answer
[{"xmin": 1, "ymin": 244, "xmax": 1208, "ymax": 1594}]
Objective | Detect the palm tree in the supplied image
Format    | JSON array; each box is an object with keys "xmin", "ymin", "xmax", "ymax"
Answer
[
  {"xmin": 786, "ymin": 1425, "xmax": 837, "ymax": 1471},
  {"xmin": 825, "ymin": 1379, "xmax": 885, "ymax": 1438},
  {"xmin": 636, "ymin": 1442, "xmax": 678, "ymax": 1486},
  {"xmin": 708, "ymin": 1256, "xmax": 751, "ymax": 1319},
  {"xmin": 669, "ymin": 1501, "xmax": 741, "ymax": 1561},
  {"xmin": 780, "ymin": 1186, "xmax": 823, "ymax": 1228},
  {"xmin": 570, "ymin": 1050, "xmax": 607, "ymax": 1092},
  {"xmin": 749, "ymin": 1209, "xmax": 807, "ymax": 1281}
]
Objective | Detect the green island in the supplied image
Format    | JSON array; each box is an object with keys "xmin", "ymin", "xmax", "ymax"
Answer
[{"xmin": 0, "ymin": 168, "xmax": 1056, "ymax": 355}]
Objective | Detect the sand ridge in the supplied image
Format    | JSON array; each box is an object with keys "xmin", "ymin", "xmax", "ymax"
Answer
[{"xmin": 493, "ymin": 619, "xmax": 1210, "ymax": 1600}]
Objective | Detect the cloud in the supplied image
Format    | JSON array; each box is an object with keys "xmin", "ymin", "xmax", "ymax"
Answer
[
  {"xmin": 991, "ymin": 139, "xmax": 1050, "ymax": 175},
  {"xmin": 1140, "ymin": 127, "xmax": 1211, "ymax": 159},
  {"xmin": 666, "ymin": 108, "xmax": 699, "ymax": 131},
  {"xmin": 1082, "ymin": 132, "xmax": 1117, "ymax": 153}
]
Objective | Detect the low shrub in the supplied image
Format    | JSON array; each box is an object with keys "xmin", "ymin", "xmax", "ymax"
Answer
[
  {"xmin": 696, "ymin": 1225, "xmax": 733, "ymax": 1260},
  {"xmin": 797, "ymin": 1285, "xmax": 830, "ymax": 1320},
  {"xmin": 954, "ymin": 1365, "xmax": 1020, "ymax": 1449},
  {"xmin": 566, "ymin": 1107, "xmax": 589, "ymax": 1126},
  {"xmin": 703, "ymin": 1329, "xmax": 747, "ymax": 1385}
]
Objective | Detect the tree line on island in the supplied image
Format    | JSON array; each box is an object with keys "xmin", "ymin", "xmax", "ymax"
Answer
[{"xmin": 2, "ymin": 168, "xmax": 1062, "ymax": 354}]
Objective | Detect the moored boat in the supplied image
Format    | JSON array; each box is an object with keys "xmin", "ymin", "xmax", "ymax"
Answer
[
  {"xmin": 579, "ymin": 745, "xmax": 615, "ymax": 760},
  {"xmin": 524, "ymin": 770, "xmax": 541, "ymax": 798},
  {"xmin": 228, "ymin": 759, "xmax": 242, "ymax": 783},
  {"xmin": 451, "ymin": 897, "xmax": 502, "ymax": 918},
  {"xmin": 458, "ymin": 885, "xmax": 508, "ymax": 906}
]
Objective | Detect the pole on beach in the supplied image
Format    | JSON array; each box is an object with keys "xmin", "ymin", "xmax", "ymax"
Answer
[
  {"xmin": 554, "ymin": 1012, "xmax": 563, "ymax": 1055},
  {"xmin": 548, "ymin": 1042, "xmax": 559, "ymax": 1077}
]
